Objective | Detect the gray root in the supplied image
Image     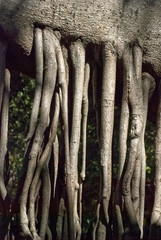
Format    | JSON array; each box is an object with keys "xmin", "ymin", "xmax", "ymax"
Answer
[
  {"xmin": 122, "ymin": 44, "xmax": 143, "ymax": 236},
  {"xmin": 80, "ymin": 63, "xmax": 90, "ymax": 181},
  {"xmin": 62, "ymin": 46, "xmax": 70, "ymax": 86},
  {"xmin": 53, "ymin": 34, "xmax": 74, "ymax": 240},
  {"xmin": 53, "ymin": 135, "xmax": 59, "ymax": 198},
  {"xmin": 92, "ymin": 203, "xmax": 101, "ymax": 240},
  {"xmin": 20, "ymin": 27, "xmax": 57, "ymax": 238},
  {"xmin": 29, "ymin": 90, "xmax": 60, "ymax": 238},
  {"xmin": 26, "ymin": 28, "xmax": 43, "ymax": 141},
  {"xmin": 46, "ymin": 226, "xmax": 52, "ymax": 240},
  {"xmin": 131, "ymin": 153, "xmax": 141, "ymax": 220},
  {"xmin": 100, "ymin": 42, "xmax": 116, "ymax": 226},
  {"xmin": 0, "ymin": 69, "xmax": 10, "ymax": 200},
  {"xmin": 39, "ymin": 161, "xmax": 51, "ymax": 240},
  {"xmin": 138, "ymin": 72, "xmax": 156, "ymax": 238},
  {"xmin": 79, "ymin": 63, "xmax": 90, "ymax": 225},
  {"xmin": 56, "ymin": 198, "xmax": 66, "ymax": 240},
  {"xmin": 115, "ymin": 51, "xmax": 130, "ymax": 239},
  {"xmin": 69, "ymin": 40, "xmax": 85, "ymax": 239},
  {"xmin": 96, "ymin": 221, "xmax": 106, "ymax": 240}
]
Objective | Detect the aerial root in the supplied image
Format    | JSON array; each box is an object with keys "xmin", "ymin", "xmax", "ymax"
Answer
[
  {"xmin": 20, "ymin": 28, "xmax": 88, "ymax": 240},
  {"xmin": 0, "ymin": 69, "xmax": 10, "ymax": 201},
  {"xmin": 56, "ymin": 197, "xmax": 66, "ymax": 240},
  {"xmin": 17, "ymin": 27, "xmax": 157, "ymax": 240},
  {"xmin": 79, "ymin": 62, "xmax": 90, "ymax": 225},
  {"xmin": 114, "ymin": 49, "xmax": 129, "ymax": 239},
  {"xmin": 69, "ymin": 40, "xmax": 85, "ymax": 239},
  {"xmin": 26, "ymin": 28, "xmax": 43, "ymax": 142},
  {"xmin": 39, "ymin": 161, "xmax": 51, "ymax": 240},
  {"xmin": 96, "ymin": 221, "xmax": 106, "ymax": 240},
  {"xmin": 138, "ymin": 73, "xmax": 156, "ymax": 238},
  {"xmin": 0, "ymin": 68, "xmax": 10, "ymax": 240},
  {"xmin": 0, "ymin": 47, "xmax": 9, "ymax": 212},
  {"xmin": 20, "ymin": 27, "xmax": 58, "ymax": 238},
  {"xmin": 53, "ymin": 135, "xmax": 59, "ymax": 198},
  {"xmin": 99, "ymin": 42, "xmax": 116, "ymax": 235},
  {"xmin": 29, "ymin": 90, "xmax": 60, "ymax": 238},
  {"xmin": 122, "ymin": 43, "xmax": 143, "ymax": 238}
]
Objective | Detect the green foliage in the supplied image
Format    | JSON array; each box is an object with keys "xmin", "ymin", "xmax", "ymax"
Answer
[{"xmin": 145, "ymin": 120, "xmax": 156, "ymax": 180}]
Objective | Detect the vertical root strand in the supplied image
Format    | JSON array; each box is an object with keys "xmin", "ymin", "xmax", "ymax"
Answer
[
  {"xmin": 26, "ymin": 28, "xmax": 43, "ymax": 142},
  {"xmin": 79, "ymin": 62, "xmax": 90, "ymax": 225},
  {"xmin": 101, "ymin": 42, "xmax": 116, "ymax": 228},
  {"xmin": 20, "ymin": 27, "xmax": 57, "ymax": 238}
]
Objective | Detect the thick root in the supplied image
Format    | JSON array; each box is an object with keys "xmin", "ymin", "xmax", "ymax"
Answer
[
  {"xmin": 122, "ymin": 43, "xmax": 143, "ymax": 238},
  {"xmin": 69, "ymin": 40, "xmax": 85, "ymax": 239},
  {"xmin": 100, "ymin": 42, "xmax": 116, "ymax": 228},
  {"xmin": 26, "ymin": 28, "xmax": 43, "ymax": 142}
]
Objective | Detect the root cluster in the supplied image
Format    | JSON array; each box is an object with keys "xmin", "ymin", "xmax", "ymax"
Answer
[{"xmin": 0, "ymin": 28, "xmax": 160, "ymax": 240}]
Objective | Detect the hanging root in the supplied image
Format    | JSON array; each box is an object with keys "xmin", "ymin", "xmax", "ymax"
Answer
[
  {"xmin": 100, "ymin": 42, "xmax": 116, "ymax": 231},
  {"xmin": 96, "ymin": 221, "xmax": 106, "ymax": 240},
  {"xmin": 0, "ymin": 69, "xmax": 10, "ymax": 201},
  {"xmin": 79, "ymin": 63, "xmax": 90, "ymax": 225},
  {"xmin": 137, "ymin": 73, "xmax": 155, "ymax": 238},
  {"xmin": 39, "ymin": 161, "xmax": 51, "ymax": 240},
  {"xmin": 29, "ymin": 90, "xmax": 60, "ymax": 238},
  {"xmin": 26, "ymin": 28, "xmax": 43, "ymax": 142},
  {"xmin": 68, "ymin": 40, "xmax": 85, "ymax": 239},
  {"xmin": 52, "ymin": 34, "xmax": 74, "ymax": 240},
  {"xmin": 20, "ymin": 27, "xmax": 57, "ymax": 238},
  {"xmin": 131, "ymin": 151, "xmax": 141, "ymax": 221},
  {"xmin": 53, "ymin": 135, "xmax": 59, "ymax": 198},
  {"xmin": 114, "ymin": 54, "xmax": 129, "ymax": 239},
  {"xmin": 122, "ymin": 43, "xmax": 143, "ymax": 238},
  {"xmin": 56, "ymin": 197, "xmax": 66, "ymax": 240},
  {"xmin": 0, "ymin": 68, "xmax": 10, "ymax": 239}
]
